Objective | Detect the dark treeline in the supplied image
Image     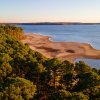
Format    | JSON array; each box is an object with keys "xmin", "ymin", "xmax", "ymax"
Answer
[
  {"xmin": 0, "ymin": 25, "xmax": 100, "ymax": 100},
  {"xmin": 1, "ymin": 22, "xmax": 100, "ymax": 25}
]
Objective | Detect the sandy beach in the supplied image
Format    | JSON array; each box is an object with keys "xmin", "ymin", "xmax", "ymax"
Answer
[{"xmin": 21, "ymin": 33, "xmax": 100, "ymax": 62}]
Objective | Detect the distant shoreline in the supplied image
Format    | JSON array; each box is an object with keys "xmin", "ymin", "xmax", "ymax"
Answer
[
  {"xmin": 1, "ymin": 22, "xmax": 100, "ymax": 25},
  {"xmin": 21, "ymin": 33, "xmax": 100, "ymax": 62}
]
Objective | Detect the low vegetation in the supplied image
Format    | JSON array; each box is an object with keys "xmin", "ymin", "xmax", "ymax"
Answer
[{"xmin": 0, "ymin": 25, "xmax": 100, "ymax": 100}]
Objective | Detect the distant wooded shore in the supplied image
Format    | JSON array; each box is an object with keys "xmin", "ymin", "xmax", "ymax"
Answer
[{"xmin": 1, "ymin": 22, "xmax": 100, "ymax": 25}]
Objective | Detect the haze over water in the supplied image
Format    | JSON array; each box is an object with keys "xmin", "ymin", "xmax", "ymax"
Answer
[{"xmin": 18, "ymin": 24, "xmax": 100, "ymax": 69}]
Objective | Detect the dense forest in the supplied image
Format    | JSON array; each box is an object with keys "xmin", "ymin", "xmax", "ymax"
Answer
[{"xmin": 0, "ymin": 25, "xmax": 100, "ymax": 100}]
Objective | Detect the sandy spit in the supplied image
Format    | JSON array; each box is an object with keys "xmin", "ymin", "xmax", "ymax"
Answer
[{"xmin": 21, "ymin": 33, "xmax": 100, "ymax": 62}]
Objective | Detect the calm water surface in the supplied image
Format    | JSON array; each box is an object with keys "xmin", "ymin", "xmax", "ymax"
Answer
[{"xmin": 18, "ymin": 25, "xmax": 100, "ymax": 69}]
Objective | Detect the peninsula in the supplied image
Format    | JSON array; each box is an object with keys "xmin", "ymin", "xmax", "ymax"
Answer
[{"xmin": 21, "ymin": 33, "xmax": 100, "ymax": 62}]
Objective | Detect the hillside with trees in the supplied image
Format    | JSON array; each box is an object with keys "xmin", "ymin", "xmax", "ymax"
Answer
[{"xmin": 0, "ymin": 25, "xmax": 100, "ymax": 100}]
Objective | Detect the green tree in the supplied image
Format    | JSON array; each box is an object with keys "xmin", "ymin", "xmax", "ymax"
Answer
[
  {"xmin": 75, "ymin": 61, "xmax": 91, "ymax": 73},
  {"xmin": 76, "ymin": 72, "xmax": 100, "ymax": 90},
  {"xmin": 48, "ymin": 90, "xmax": 72, "ymax": 100},
  {"xmin": 2, "ymin": 77, "xmax": 36, "ymax": 100},
  {"xmin": 83, "ymin": 86, "xmax": 100, "ymax": 100},
  {"xmin": 61, "ymin": 60, "xmax": 74, "ymax": 73},
  {"xmin": 70, "ymin": 92, "xmax": 89, "ymax": 100},
  {"xmin": 61, "ymin": 72, "xmax": 79, "ymax": 91},
  {"xmin": 45, "ymin": 58, "xmax": 61, "ymax": 89}
]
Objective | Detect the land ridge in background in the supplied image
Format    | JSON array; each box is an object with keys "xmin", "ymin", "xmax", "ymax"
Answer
[{"xmin": 1, "ymin": 22, "xmax": 100, "ymax": 25}]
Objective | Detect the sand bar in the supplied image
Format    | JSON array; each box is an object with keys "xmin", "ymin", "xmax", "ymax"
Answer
[{"xmin": 21, "ymin": 33, "xmax": 100, "ymax": 62}]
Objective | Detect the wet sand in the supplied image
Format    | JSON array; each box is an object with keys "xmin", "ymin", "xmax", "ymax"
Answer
[{"xmin": 21, "ymin": 33, "xmax": 100, "ymax": 62}]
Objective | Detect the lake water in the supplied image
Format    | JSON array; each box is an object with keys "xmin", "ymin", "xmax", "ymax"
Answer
[{"xmin": 18, "ymin": 25, "xmax": 100, "ymax": 69}]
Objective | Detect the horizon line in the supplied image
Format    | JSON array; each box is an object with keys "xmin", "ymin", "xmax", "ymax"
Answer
[{"xmin": 1, "ymin": 22, "xmax": 100, "ymax": 24}]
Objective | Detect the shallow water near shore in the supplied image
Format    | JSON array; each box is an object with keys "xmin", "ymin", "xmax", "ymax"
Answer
[{"xmin": 18, "ymin": 25, "xmax": 100, "ymax": 69}]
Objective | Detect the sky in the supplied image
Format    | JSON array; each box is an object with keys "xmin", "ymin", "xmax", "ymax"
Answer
[{"xmin": 0, "ymin": 0, "xmax": 100, "ymax": 23}]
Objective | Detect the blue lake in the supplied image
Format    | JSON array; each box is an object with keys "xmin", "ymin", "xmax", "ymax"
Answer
[{"xmin": 18, "ymin": 25, "xmax": 100, "ymax": 69}]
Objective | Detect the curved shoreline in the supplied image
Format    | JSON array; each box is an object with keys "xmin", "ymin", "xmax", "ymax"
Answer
[{"xmin": 21, "ymin": 33, "xmax": 100, "ymax": 62}]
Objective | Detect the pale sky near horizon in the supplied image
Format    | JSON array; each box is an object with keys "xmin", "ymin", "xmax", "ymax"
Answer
[{"xmin": 0, "ymin": 0, "xmax": 100, "ymax": 23}]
